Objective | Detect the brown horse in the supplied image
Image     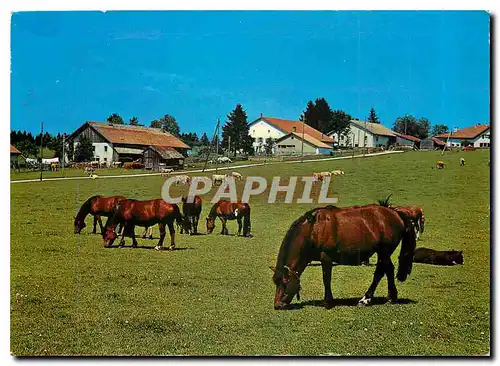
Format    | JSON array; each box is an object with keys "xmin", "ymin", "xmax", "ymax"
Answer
[
  {"xmin": 180, "ymin": 196, "xmax": 202, "ymax": 235},
  {"xmin": 103, "ymin": 199, "xmax": 184, "ymax": 250},
  {"xmin": 206, "ymin": 200, "xmax": 251, "ymax": 236},
  {"xmin": 74, "ymin": 195, "xmax": 126, "ymax": 234},
  {"xmin": 271, "ymin": 204, "xmax": 416, "ymax": 310}
]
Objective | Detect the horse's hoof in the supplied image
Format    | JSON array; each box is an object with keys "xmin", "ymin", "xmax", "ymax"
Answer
[
  {"xmin": 154, "ymin": 246, "xmax": 161, "ymax": 251},
  {"xmin": 386, "ymin": 297, "xmax": 398, "ymax": 304},
  {"xmin": 322, "ymin": 300, "xmax": 335, "ymax": 309},
  {"xmin": 358, "ymin": 296, "xmax": 372, "ymax": 306},
  {"xmin": 168, "ymin": 246, "xmax": 175, "ymax": 251}
]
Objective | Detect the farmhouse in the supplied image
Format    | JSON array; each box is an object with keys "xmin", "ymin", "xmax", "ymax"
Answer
[
  {"xmin": 10, "ymin": 145, "xmax": 21, "ymax": 167},
  {"xmin": 275, "ymin": 132, "xmax": 333, "ymax": 155},
  {"xmin": 328, "ymin": 120, "xmax": 397, "ymax": 148},
  {"xmin": 69, "ymin": 122, "xmax": 190, "ymax": 166},
  {"xmin": 434, "ymin": 124, "xmax": 490, "ymax": 148},
  {"xmin": 248, "ymin": 115, "xmax": 334, "ymax": 155},
  {"xmin": 420, "ymin": 137, "xmax": 446, "ymax": 150}
]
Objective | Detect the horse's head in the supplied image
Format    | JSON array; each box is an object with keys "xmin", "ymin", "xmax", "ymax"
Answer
[
  {"xmin": 74, "ymin": 216, "xmax": 86, "ymax": 234},
  {"xmin": 270, "ymin": 265, "xmax": 301, "ymax": 310},
  {"xmin": 449, "ymin": 250, "xmax": 464, "ymax": 265},
  {"xmin": 206, "ymin": 217, "xmax": 215, "ymax": 234},
  {"xmin": 102, "ymin": 227, "xmax": 117, "ymax": 247}
]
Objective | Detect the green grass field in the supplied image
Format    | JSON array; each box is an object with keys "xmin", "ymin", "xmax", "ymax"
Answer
[{"xmin": 10, "ymin": 150, "xmax": 491, "ymax": 356}]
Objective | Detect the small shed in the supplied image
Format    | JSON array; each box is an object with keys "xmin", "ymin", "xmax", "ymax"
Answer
[
  {"xmin": 143, "ymin": 145, "xmax": 185, "ymax": 171},
  {"xmin": 10, "ymin": 145, "xmax": 21, "ymax": 168},
  {"xmin": 420, "ymin": 137, "xmax": 446, "ymax": 151}
]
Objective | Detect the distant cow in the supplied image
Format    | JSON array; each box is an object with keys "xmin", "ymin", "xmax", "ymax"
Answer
[
  {"xmin": 330, "ymin": 170, "xmax": 345, "ymax": 175},
  {"xmin": 227, "ymin": 172, "xmax": 243, "ymax": 181},
  {"xmin": 172, "ymin": 175, "xmax": 191, "ymax": 185},
  {"xmin": 436, "ymin": 161, "xmax": 445, "ymax": 169},
  {"xmin": 217, "ymin": 157, "xmax": 232, "ymax": 163},
  {"xmin": 161, "ymin": 168, "xmax": 174, "ymax": 176},
  {"xmin": 312, "ymin": 172, "xmax": 331, "ymax": 181},
  {"xmin": 212, "ymin": 174, "xmax": 226, "ymax": 186},
  {"xmin": 413, "ymin": 248, "xmax": 464, "ymax": 266}
]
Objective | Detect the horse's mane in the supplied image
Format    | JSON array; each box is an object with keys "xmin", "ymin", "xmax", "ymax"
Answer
[
  {"xmin": 76, "ymin": 195, "xmax": 100, "ymax": 220},
  {"xmin": 377, "ymin": 194, "xmax": 393, "ymax": 207},
  {"xmin": 274, "ymin": 206, "xmax": 336, "ymax": 283}
]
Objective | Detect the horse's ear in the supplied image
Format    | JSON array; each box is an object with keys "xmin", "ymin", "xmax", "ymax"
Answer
[{"xmin": 269, "ymin": 266, "xmax": 276, "ymax": 273}]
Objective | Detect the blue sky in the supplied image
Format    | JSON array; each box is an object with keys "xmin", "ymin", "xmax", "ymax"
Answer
[{"xmin": 11, "ymin": 11, "xmax": 490, "ymax": 136}]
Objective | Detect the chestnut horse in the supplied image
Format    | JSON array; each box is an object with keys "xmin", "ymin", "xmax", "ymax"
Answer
[
  {"xmin": 74, "ymin": 195, "xmax": 126, "ymax": 234},
  {"xmin": 271, "ymin": 204, "xmax": 416, "ymax": 310},
  {"xmin": 206, "ymin": 200, "xmax": 251, "ymax": 236},
  {"xmin": 103, "ymin": 199, "xmax": 184, "ymax": 251},
  {"xmin": 180, "ymin": 196, "xmax": 202, "ymax": 235}
]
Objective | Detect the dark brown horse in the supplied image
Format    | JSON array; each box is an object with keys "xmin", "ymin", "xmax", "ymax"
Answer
[
  {"xmin": 413, "ymin": 247, "xmax": 463, "ymax": 266},
  {"xmin": 180, "ymin": 196, "xmax": 202, "ymax": 235},
  {"xmin": 74, "ymin": 195, "xmax": 126, "ymax": 234},
  {"xmin": 271, "ymin": 204, "xmax": 416, "ymax": 310},
  {"xmin": 206, "ymin": 200, "xmax": 251, "ymax": 236},
  {"xmin": 103, "ymin": 199, "xmax": 184, "ymax": 250}
]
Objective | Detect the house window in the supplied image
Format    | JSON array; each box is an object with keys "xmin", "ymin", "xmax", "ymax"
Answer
[
  {"xmin": 104, "ymin": 146, "xmax": 108, "ymax": 152},
  {"xmin": 257, "ymin": 137, "xmax": 263, "ymax": 143},
  {"xmin": 268, "ymin": 130, "xmax": 270, "ymax": 133},
  {"xmin": 104, "ymin": 157, "xmax": 107, "ymax": 162},
  {"xmin": 375, "ymin": 136, "xmax": 379, "ymax": 142}
]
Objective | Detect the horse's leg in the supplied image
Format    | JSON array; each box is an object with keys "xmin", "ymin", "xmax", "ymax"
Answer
[
  {"xmin": 220, "ymin": 217, "xmax": 227, "ymax": 235},
  {"xmin": 384, "ymin": 259, "xmax": 398, "ymax": 303},
  {"xmin": 194, "ymin": 214, "xmax": 199, "ymax": 235},
  {"xmin": 118, "ymin": 223, "xmax": 128, "ymax": 247},
  {"xmin": 155, "ymin": 223, "xmax": 166, "ymax": 251},
  {"xmin": 167, "ymin": 221, "xmax": 176, "ymax": 251},
  {"xmin": 148, "ymin": 226, "xmax": 153, "ymax": 239},
  {"xmin": 142, "ymin": 226, "xmax": 148, "ymax": 239},
  {"xmin": 321, "ymin": 259, "xmax": 334, "ymax": 308},
  {"xmin": 358, "ymin": 256, "xmax": 386, "ymax": 306},
  {"xmin": 92, "ymin": 215, "xmax": 98, "ymax": 234},
  {"xmin": 131, "ymin": 225, "xmax": 138, "ymax": 248},
  {"xmin": 97, "ymin": 216, "xmax": 104, "ymax": 235},
  {"xmin": 237, "ymin": 217, "xmax": 242, "ymax": 236}
]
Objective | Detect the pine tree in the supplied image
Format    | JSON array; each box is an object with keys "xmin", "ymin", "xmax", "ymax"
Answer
[
  {"xmin": 200, "ymin": 133, "xmax": 210, "ymax": 145},
  {"xmin": 107, "ymin": 113, "xmax": 124, "ymax": 125},
  {"xmin": 129, "ymin": 116, "xmax": 140, "ymax": 126},
  {"xmin": 368, "ymin": 108, "xmax": 380, "ymax": 124},
  {"xmin": 299, "ymin": 98, "xmax": 334, "ymax": 133},
  {"xmin": 222, "ymin": 104, "xmax": 254, "ymax": 155}
]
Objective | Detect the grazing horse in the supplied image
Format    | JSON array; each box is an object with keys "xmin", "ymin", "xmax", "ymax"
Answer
[
  {"xmin": 103, "ymin": 199, "xmax": 184, "ymax": 251},
  {"xmin": 74, "ymin": 195, "xmax": 126, "ymax": 234},
  {"xmin": 206, "ymin": 200, "xmax": 251, "ymax": 236},
  {"xmin": 436, "ymin": 161, "xmax": 445, "ymax": 169},
  {"xmin": 270, "ymin": 203, "xmax": 416, "ymax": 310},
  {"xmin": 413, "ymin": 248, "xmax": 463, "ymax": 266},
  {"xmin": 180, "ymin": 196, "xmax": 202, "ymax": 235}
]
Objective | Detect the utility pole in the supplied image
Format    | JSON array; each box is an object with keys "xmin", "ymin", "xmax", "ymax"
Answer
[
  {"xmin": 301, "ymin": 119, "xmax": 305, "ymax": 162},
  {"xmin": 215, "ymin": 122, "xmax": 219, "ymax": 174},
  {"xmin": 202, "ymin": 118, "xmax": 220, "ymax": 173},
  {"xmin": 62, "ymin": 133, "xmax": 66, "ymax": 177},
  {"xmin": 39, "ymin": 121, "xmax": 44, "ymax": 181}
]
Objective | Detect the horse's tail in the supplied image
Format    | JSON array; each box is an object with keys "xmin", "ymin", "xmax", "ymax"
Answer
[
  {"xmin": 243, "ymin": 205, "xmax": 251, "ymax": 236},
  {"xmin": 396, "ymin": 213, "xmax": 417, "ymax": 282},
  {"xmin": 172, "ymin": 204, "xmax": 184, "ymax": 227}
]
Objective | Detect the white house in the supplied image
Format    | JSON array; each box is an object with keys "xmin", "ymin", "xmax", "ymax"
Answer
[
  {"xmin": 434, "ymin": 124, "xmax": 490, "ymax": 148},
  {"xmin": 328, "ymin": 120, "xmax": 396, "ymax": 148},
  {"xmin": 248, "ymin": 115, "xmax": 334, "ymax": 155}
]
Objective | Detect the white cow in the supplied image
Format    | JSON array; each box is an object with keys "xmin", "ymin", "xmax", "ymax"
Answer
[
  {"xmin": 212, "ymin": 174, "xmax": 226, "ymax": 186},
  {"xmin": 227, "ymin": 172, "xmax": 243, "ymax": 181},
  {"xmin": 330, "ymin": 170, "xmax": 345, "ymax": 175},
  {"xmin": 172, "ymin": 175, "xmax": 191, "ymax": 185},
  {"xmin": 217, "ymin": 156, "xmax": 232, "ymax": 163},
  {"xmin": 161, "ymin": 168, "xmax": 174, "ymax": 176}
]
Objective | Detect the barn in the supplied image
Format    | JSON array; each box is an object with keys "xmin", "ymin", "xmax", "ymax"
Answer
[
  {"xmin": 10, "ymin": 145, "xmax": 21, "ymax": 168},
  {"xmin": 69, "ymin": 122, "xmax": 190, "ymax": 166},
  {"xmin": 143, "ymin": 145, "xmax": 185, "ymax": 171},
  {"xmin": 420, "ymin": 137, "xmax": 446, "ymax": 150}
]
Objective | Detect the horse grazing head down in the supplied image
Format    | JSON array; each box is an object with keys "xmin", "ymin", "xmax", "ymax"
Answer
[
  {"xmin": 270, "ymin": 265, "xmax": 302, "ymax": 310},
  {"xmin": 206, "ymin": 217, "xmax": 215, "ymax": 234},
  {"xmin": 103, "ymin": 228, "xmax": 118, "ymax": 247},
  {"xmin": 74, "ymin": 217, "xmax": 86, "ymax": 234}
]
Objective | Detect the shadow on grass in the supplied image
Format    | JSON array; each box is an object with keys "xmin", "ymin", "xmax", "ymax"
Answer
[
  {"xmin": 307, "ymin": 262, "xmax": 376, "ymax": 267},
  {"xmin": 106, "ymin": 245, "xmax": 194, "ymax": 251},
  {"xmin": 284, "ymin": 297, "xmax": 417, "ymax": 310}
]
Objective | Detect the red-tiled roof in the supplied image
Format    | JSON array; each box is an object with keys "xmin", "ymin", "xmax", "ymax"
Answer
[
  {"xmin": 85, "ymin": 122, "xmax": 190, "ymax": 149},
  {"xmin": 252, "ymin": 116, "xmax": 334, "ymax": 143},
  {"xmin": 395, "ymin": 133, "xmax": 421, "ymax": 143},
  {"xmin": 10, "ymin": 145, "xmax": 21, "ymax": 154},
  {"xmin": 434, "ymin": 124, "xmax": 490, "ymax": 139}
]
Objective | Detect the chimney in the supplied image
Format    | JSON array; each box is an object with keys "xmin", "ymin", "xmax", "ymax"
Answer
[
  {"xmin": 293, "ymin": 126, "xmax": 297, "ymax": 132},
  {"xmin": 453, "ymin": 127, "xmax": 458, "ymax": 133},
  {"xmin": 260, "ymin": 113, "xmax": 263, "ymax": 119}
]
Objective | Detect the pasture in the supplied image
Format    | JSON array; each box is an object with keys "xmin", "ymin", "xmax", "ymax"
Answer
[{"xmin": 10, "ymin": 150, "xmax": 490, "ymax": 355}]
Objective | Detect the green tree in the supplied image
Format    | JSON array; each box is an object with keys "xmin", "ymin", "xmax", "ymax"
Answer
[
  {"xmin": 432, "ymin": 124, "xmax": 449, "ymax": 136},
  {"xmin": 368, "ymin": 108, "xmax": 380, "ymax": 124},
  {"xmin": 263, "ymin": 138, "xmax": 276, "ymax": 155},
  {"xmin": 330, "ymin": 110, "xmax": 352, "ymax": 144},
  {"xmin": 300, "ymin": 98, "xmax": 334, "ymax": 133},
  {"xmin": 222, "ymin": 104, "xmax": 254, "ymax": 155},
  {"xmin": 129, "ymin": 116, "xmax": 140, "ymax": 126},
  {"xmin": 15, "ymin": 140, "xmax": 38, "ymax": 157},
  {"xmin": 392, "ymin": 115, "xmax": 430, "ymax": 139},
  {"xmin": 75, "ymin": 135, "xmax": 94, "ymax": 162},
  {"xmin": 150, "ymin": 119, "xmax": 162, "ymax": 128},
  {"xmin": 200, "ymin": 132, "xmax": 210, "ymax": 146},
  {"xmin": 158, "ymin": 114, "xmax": 180, "ymax": 136},
  {"xmin": 107, "ymin": 113, "xmax": 124, "ymax": 125}
]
